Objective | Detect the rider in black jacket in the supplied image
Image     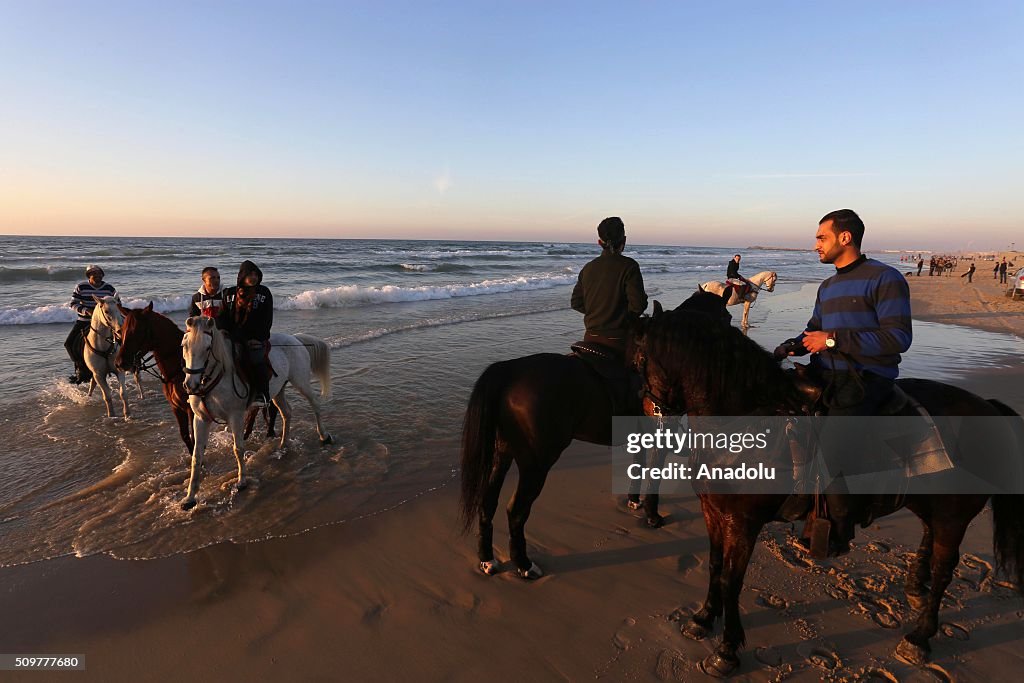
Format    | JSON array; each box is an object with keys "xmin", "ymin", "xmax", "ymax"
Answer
[{"xmin": 217, "ymin": 260, "xmax": 273, "ymax": 406}]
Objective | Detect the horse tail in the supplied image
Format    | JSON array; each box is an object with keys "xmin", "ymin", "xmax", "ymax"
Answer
[
  {"xmin": 460, "ymin": 360, "xmax": 511, "ymax": 534},
  {"xmin": 988, "ymin": 398, "xmax": 1024, "ymax": 593},
  {"xmin": 294, "ymin": 334, "xmax": 332, "ymax": 400}
]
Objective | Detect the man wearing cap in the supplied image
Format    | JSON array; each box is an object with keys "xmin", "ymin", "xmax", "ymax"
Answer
[
  {"xmin": 65, "ymin": 265, "xmax": 117, "ymax": 384},
  {"xmin": 571, "ymin": 217, "xmax": 648, "ymax": 353}
]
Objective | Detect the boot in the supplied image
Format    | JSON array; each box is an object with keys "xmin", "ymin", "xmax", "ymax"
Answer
[{"xmin": 777, "ymin": 424, "xmax": 814, "ymax": 521}]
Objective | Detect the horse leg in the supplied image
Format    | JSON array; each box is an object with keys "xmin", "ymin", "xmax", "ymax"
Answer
[
  {"xmin": 895, "ymin": 517, "xmax": 970, "ymax": 665},
  {"xmin": 478, "ymin": 445, "xmax": 513, "ymax": 575},
  {"xmin": 174, "ymin": 406, "xmax": 194, "ymax": 455},
  {"xmin": 96, "ymin": 373, "xmax": 115, "ymax": 418},
  {"xmin": 698, "ymin": 517, "xmax": 758, "ymax": 677},
  {"xmin": 742, "ymin": 300, "xmax": 751, "ymax": 328},
  {"xmin": 266, "ymin": 405, "xmax": 278, "ymax": 438},
  {"xmin": 905, "ymin": 519, "xmax": 933, "ymax": 610},
  {"xmin": 134, "ymin": 370, "xmax": 144, "ymax": 399},
  {"xmin": 116, "ymin": 370, "xmax": 130, "ymax": 420},
  {"xmin": 683, "ymin": 502, "xmax": 724, "ymax": 641},
  {"xmin": 228, "ymin": 412, "xmax": 247, "ymax": 491},
  {"xmin": 507, "ymin": 462, "xmax": 552, "ymax": 579},
  {"xmin": 272, "ymin": 391, "xmax": 293, "ymax": 450},
  {"xmin": 182, "ymin": 415, "xmax": 210, "ymax": 510},
  {"xmin": 292, "ymin": 377, "xmax": 332, "ymax": 445},
  {"xmin": 642, "ymin": 446, "xmax": 666, "ymax": 528}
]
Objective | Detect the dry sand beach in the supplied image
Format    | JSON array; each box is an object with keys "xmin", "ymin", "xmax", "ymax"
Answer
[{"xmin": 1, "ymin": 266, "xmax": 1023, "ymax": 682}]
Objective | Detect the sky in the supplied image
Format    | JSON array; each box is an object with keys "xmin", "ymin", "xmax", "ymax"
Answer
[{"xmin": 1, "ymin": 1, "xmax": 1022, "ymax": 249}]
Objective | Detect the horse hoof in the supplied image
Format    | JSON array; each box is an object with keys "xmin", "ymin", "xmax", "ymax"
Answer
[
  {"xmin": 698, "ymin": 652, "xmax": 740, "ymax": 678},
  {"xmin": 906, "ymin": 592, "xmax": 927, "ymax": 611},
  {"xmin": 479, "ymin": 560, "xmax": 499, "ymax": 576},
  {"xmin": 234, "ymin": 479, "xmax": 249, "ymax": 492},
  {"xmin": 516, "ymin": 562, "xmax": 544, "ymax": 580},
  {"xmin": 645, "ymin": 514, "xmax": 665, "ymax": 529},
  {"xmin": 181, "ymin": 498, "xmax": 197, "ymax": 511},
  {"xmin": 894, "ymin": 637, "xmax": 930, "ymax": 666},
  {"xmin": 321, "ymin": 434, "xmax": 333, "ymax": 446},
  {"xmin": 626, "ymin": 499, "xmax": 643, "ymax": 511},
  {"xmin": 682, "ymin": 619, "xmax": 709, "ymax": 641}
]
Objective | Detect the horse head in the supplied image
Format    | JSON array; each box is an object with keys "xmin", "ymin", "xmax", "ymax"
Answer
[
  {"xmin": 115, "ymin": 301, "xmax": 155, "ymax": 372},
  {"xmin": 674, "ymin": 288, "xmax": 732, "ymax": 324},
  {"xmin": 181, "ymin": 316, "xmax": 225, "ymax": 395},
  {"xmin": 91, "ymin": 295, "xmax": 125, "ymax": 337}
]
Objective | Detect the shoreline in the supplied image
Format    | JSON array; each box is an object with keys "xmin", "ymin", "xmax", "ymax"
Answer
[{"xmin": 907, "ymin": 256, "xmax": 1023, "ymax": 339}]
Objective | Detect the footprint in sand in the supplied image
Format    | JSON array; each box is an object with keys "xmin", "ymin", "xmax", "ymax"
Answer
[
  {"xmin": 676, "ymin": 554, "xmax": 701, "ymax": 575},
  {"xmin": 754, "ymin": 646, "xmax": 783, "ymax": 667},
  {"xmin": 654, "ymin": 649, "xmax": 689, "ymax": 681},
  {"xmin": 756, "ymin": 591, "xmax": 788, "ymax": 610},
  {"xmin": 802, "ymin": 645, "xmax": 841, "ymax": 671},
  {"xmin": 864, "ymin": 541, "xmax": 891, "ymax": 553},
  {"xmin": 854, "ymin": 668, "xmax": 899, "ymax": 682},
  {"xmin": 855, "ymin": 575, "xmax": 889, "ymax": 594},
  {"xmin": 613, "ymin": 617, "xmax": 638, "ymax": 650},
  {"xmin": 920, "ymin": 662, "xmax": 956, "ymax": 682},
  {"xmin": 939, "ymin": 622, "xmax": 970, "ymax": 641}
]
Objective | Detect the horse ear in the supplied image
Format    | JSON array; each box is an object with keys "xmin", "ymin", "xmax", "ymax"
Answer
[
  {"xmin": 698, "ymin": 283, "xmax": 705, "ymax": 292},
  {"xmin": 653, "ymin": 300, "xmax": 664, "ymax": 317},
  {"xmin": 144, "ymin": 301, "xmax": 153, "ymax": 314},
  {"xmin": 92, "ymin": 294, "xmax": 102, "ymax": 303},
  {"xmin": 117, "ymin": 302, "xmax": 129, "ymax": 315},
  {"xmin": 185, "ymin": 316, "xmax": 195, "ymax": 329}
]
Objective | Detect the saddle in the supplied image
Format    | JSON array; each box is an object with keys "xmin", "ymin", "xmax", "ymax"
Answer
[
  {"xmin": 569, "ymin": 341, "xmax": 642, "ymax": 415},
  {"xmin": 780, "ymin": 370, "xmax": 954, "ymax": 557},
  {"xmin": 726, "ymin": 280, "xmax": 751, "ymax": 300}
]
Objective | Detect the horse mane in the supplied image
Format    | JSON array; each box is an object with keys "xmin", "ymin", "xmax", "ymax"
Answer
[{"xmin": 643, "ymin": 308, "xmax": 799, "ymax": 415}]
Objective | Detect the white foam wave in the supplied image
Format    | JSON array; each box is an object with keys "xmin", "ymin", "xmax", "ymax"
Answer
[
  {"xmin": 0, "ymin": 295, "xmax": 192, "ymax": 325},
  {"xmin": 280, "ymin": 273, "xmax": 576, "ymax": 310}
]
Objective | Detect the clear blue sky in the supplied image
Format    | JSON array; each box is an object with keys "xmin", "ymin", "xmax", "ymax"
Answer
[{"xmin": 1, "ymin": 1, "xmax": 1021, "ymax": 249}]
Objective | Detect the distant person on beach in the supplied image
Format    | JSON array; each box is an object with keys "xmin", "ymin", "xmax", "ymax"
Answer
[
  {"xmin": 188, "ymin": 267, "xmax": 223, "ymax": 319},
  {"xmin": 961, "ymin": 262, "xmax": 976, "ymax": 284},
  {"xmin": 999, "ymin": 258, "xmax": 1008, "ymax": 284},
  {"xmin": 773, "ymin": 209, "xmax": 912, "ymax": 550},
  {"xmin": 928, "ymin": 256, "xmax": 936, "ymax": 276},
  {"xmin": 65, "ymin": 264, "xmax": 117, "ymax": 384},
  {"xmin": 916, "ymin": 258, "xmax": 924, "ymax": 276},
  {"xmin": 994, "ymin": 261, "xmax": 1000, "ymax": 279},
  {"xmin": 570, "ymin": 217, "xmax": 648, "ymax": 353},
  {"xmin": 217, "ymin": 260, "xmax": 274, "ymax": 406}
]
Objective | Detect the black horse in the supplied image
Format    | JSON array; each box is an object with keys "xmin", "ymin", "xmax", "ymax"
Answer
[
  {"xmin": 460, "ymin": 289, "xmax": 730, "ymax": 579},
  {"xmin": 632, "ymin": 301, "xmax": 1024, "ymax": 675}
]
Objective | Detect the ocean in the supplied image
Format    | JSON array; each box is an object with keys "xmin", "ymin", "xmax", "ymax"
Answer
[{"xmin": 0, "ymin": 236, "xmax": 1019, "ymax": 567}]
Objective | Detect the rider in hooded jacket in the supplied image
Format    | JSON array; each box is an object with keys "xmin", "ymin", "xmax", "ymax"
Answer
[{"xmin": 217, "ymin": 260, "xmax": 273, "ymax": 406}]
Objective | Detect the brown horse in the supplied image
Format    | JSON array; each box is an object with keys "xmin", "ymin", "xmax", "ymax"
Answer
[
  {"xmin": 632, "ymin": 302, "xmax": 1024, "ymax": 675},
  {"xmin": 114, "ymin": 303, "xmax": 276, "ymax": 454},
  {"xmin": 459, "ymin": 290, "xmax": 731, "ymax": 579}
]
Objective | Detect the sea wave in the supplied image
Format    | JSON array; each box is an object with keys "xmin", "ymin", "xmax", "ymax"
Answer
[
  {"xmin": 282, "ymin": 272, "xmax": 577, "ymax": 309},
  {"xmin": 0, "ymin": 273, "xmax": 577, "ymax": 324},
  {"xmin": 0, "ymin": 295, "xmax": 192, "ymax": 325},
  {"xmin": 0, "ymin": 266, "xmax": 83, "ymax": 282}
]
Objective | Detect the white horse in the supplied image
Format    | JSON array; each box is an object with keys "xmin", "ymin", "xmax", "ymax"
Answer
[
  {"xmin": 699, "ymin": 270, "xmax": 777, "ymax": 328},
  {"xmin": 179, "ymin": 315, "xmax": 332, "ymax": 510},
  {"xmin": 83, "ymin": 295, "xmax": 133, "ymax": 419}
]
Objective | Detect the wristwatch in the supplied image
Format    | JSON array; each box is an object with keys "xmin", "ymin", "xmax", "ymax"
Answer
[{"xmin": 825, "ymin": 332, "xmax": 836, "ymax": 349}]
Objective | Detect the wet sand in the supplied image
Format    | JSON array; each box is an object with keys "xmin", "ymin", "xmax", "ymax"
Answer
[{"xmin": 2, "ymin": 303, "xmax": 1023, "ymax": 681}]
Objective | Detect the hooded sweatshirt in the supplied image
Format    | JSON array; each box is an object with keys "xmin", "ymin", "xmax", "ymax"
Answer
[{"xmin": 217, "ymin": 260, "xmax": 273, "ymax": 342}]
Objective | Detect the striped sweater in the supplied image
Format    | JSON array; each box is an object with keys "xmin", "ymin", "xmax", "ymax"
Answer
[
  {"xmin": 69, "ymin": 281, "xmax": 117, "ymax": 321},
  {"xmin": 800, "ymin": 256, "xmax": 912, "ymax": 379}
]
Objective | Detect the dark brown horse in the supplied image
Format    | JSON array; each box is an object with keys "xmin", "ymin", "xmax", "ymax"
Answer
[
  {"xmin": 632, "ymin": 302, "xmax": 1024, "ymax": 675},
  {"xmin": 114, "ymin": 303, "xmax": 276, "ymax": 454},
  {"xmin": 459, "ymin": 290, "xmax": 730, "ymax": 579}
]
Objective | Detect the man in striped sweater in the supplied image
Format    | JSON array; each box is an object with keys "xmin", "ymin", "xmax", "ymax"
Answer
[
  {"xmin": 65, "ymin": 265, "xmax": 117, "ymax": 384},
  {"xmin": 774, "ymin": 209, "xmax": 912, "ymax": 550}
]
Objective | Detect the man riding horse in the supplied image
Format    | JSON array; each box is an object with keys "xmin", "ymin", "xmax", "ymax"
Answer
[
  {"xmin": 725, "ymin": 253, "xmax": 750, "ymax": 298},
  {"xmin": 217, "ymin": 260, "xmax": 274, "ymax": 406},
  {"xmin": 570, "ymin": 216, "xmax": 648, "ymax": 355},
  {"xmin": 65, "ymin": 264, "xmax": 117, "ymax": 384},
  {"xmin": 774, "ymin": 208, "xmax": 913, "ymax": 553}
]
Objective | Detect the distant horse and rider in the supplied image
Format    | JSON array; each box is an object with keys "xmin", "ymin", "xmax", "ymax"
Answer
[{"xmin": 700, "ymin": 269, "xmax": 777, "ymax": 328}]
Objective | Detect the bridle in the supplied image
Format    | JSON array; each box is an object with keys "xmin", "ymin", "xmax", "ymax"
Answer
[
  {"xmin": 183, "ymin": 330, "xmax": 225, "ymax": 398},
  {"xmin": 635, "ymin": 349, "xmax": 691, "ymax": 418},
  {"xmin": 85, "ymin": 306, "xmax": 121, "ymax": 359}
]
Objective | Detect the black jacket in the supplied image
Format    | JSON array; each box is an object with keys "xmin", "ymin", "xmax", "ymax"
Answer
[
  {"xmin": 571, "ymin": 250, "xmax": 647, "ymax": 337},
  {"xmin": 217, "ymin": 261, "xmax": 273, "ymax": 342},
  {"xmin": 726, "ymin": 259, "xmax": 742, "ymax": 280}
]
